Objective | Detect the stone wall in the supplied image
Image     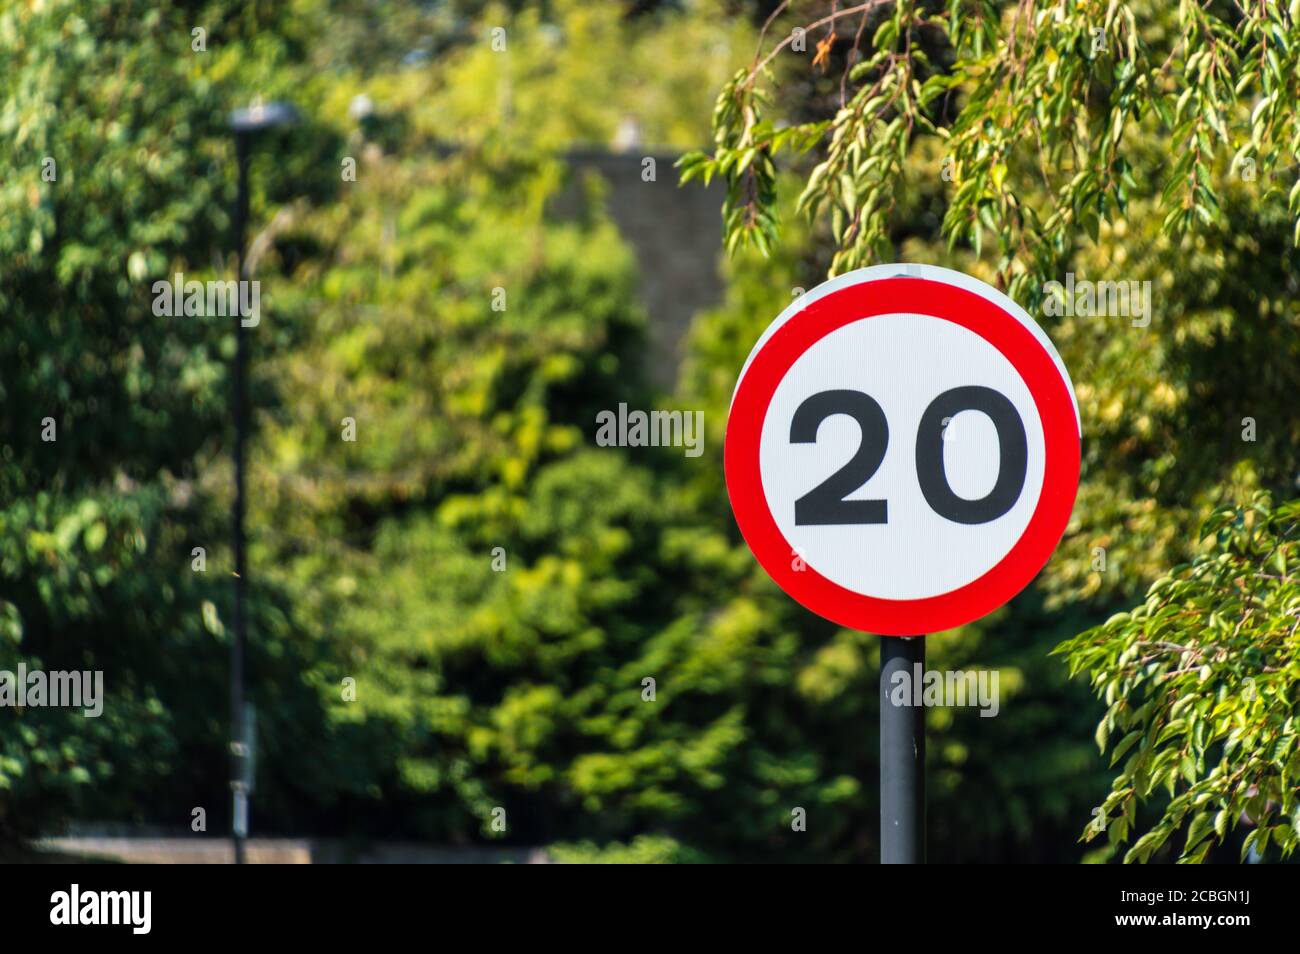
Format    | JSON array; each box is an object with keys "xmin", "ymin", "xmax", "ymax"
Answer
[{"xmin": 557, "ymin": 149, "xmax": 724, "ymax": 389}]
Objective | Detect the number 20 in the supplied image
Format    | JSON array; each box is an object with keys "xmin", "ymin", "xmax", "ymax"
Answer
[{"xmin": 790, "ymin": 387, "xmax": 1028, "ymax": 526}]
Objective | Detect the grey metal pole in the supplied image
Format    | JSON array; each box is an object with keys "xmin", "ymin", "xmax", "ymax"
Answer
[
  {"xmin": 880, "ymin": 634, "xmax": 925, "ymax": 863},
  {"xmin": 230, "ymin": 131, "xmax": 250, "ymax": 866}
]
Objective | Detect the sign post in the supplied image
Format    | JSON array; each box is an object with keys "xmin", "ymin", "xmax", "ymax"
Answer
[
  {"xmin": 724, "ymin": 264, "xmax": 1080, "ymax": 863},
  {"xmin": 880, "ymin": 635, "xmax": 925, "ymax": 863}
]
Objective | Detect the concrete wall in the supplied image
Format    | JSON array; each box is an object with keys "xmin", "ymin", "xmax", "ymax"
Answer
[{"xmin": 557, "ymin": 149, "xmax": 724, "ymax": 389}]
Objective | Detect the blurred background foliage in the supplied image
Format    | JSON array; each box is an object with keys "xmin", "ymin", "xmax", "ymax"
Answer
[{"xmin": 1, "ymin": 0, "xmax": 1294, "ymax": 861}]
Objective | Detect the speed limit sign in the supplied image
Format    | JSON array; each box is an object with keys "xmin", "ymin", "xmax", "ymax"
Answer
[{"xmin": 725, "ymin": 264, "xmax": 1081, "ymax": 635}]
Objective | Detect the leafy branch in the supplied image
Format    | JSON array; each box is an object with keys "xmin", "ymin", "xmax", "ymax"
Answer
[
  {"xmin": 1055, "ymin": 493, "xmax": 1300, "ymax": 863},
  {"xmin": 682, "ymin": 0, "xmax": 1300, "ymax": 293}
]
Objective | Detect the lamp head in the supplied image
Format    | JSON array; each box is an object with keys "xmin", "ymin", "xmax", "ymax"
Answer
[{"xmin": 229, "ymin": 99, "xmax": 300, "ymax": 134}]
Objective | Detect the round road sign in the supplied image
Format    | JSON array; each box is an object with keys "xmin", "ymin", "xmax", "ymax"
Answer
[{"xmin": 724, "ymin": 264, "xmax": 1080, "ymax": 635}]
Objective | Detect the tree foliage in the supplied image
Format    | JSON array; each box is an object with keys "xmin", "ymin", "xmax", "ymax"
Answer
[
  {"xmin": 685, "ymin": 0, "xmax": 1300, "ymax": 299},
  {"xmin": 0, "ymin": 0, "xmax": 343, "ymax": 841},
  {"xmin": 1059, "ymin": 494, "xmax": 1300, "ymax": 863},
  {"xmin": 0, "ymin": 0, "xmax": 237, "ymax": 839},
  {"xmin": 252, "ymin": 1, "xmax": 889, "ymax": 860}
]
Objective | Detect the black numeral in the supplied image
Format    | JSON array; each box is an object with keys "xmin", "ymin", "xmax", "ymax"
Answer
[
  {"xmin": 790, "ymin": 390, "xmax": 889, "ymax": 525},
  {"xmin": 915, "ymin": 386, "xmax": 1027, "ymax": 524},
  {"xmin": 791, "ymin": 387, "xmax": 1027, "ymax": 526}
]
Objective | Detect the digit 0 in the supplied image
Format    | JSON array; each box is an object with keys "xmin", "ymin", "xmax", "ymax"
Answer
[{"xmin": 914, "ymin": 386, "xmax": 1027, "ymax": 525}]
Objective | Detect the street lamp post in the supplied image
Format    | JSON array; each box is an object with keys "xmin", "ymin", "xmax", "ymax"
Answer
[{"xmin": 227, "ymin": 99, "xmax": 298, "ymax": 865}]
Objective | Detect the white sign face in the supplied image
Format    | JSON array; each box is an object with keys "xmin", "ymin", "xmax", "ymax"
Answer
[
  {"xmin": 725, "ymin": 265, "xmax": 1080, "ymax": 635},
  {"xmin": 759, "ymin": 312, "xmax": 1047, "ymax": 601}
]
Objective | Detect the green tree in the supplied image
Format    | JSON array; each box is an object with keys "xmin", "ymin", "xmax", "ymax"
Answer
[
  {"xmin": 0, "ymin": 0, "xmax": 344, "ymax": 843},
  {"xmin": 1058, "ymin": 495, "xmax": 1300, "ymax": 863},
  {"xmin": 250, "ymin": 1, "xmax": 889, "ymax": 858},
  {"xmin": 686, "ymin": 0, "xmax": 1300, "ymax": 293},
  {"xmin": 0, "ymin": 0, "xmax": 238, "ymax": 840}
]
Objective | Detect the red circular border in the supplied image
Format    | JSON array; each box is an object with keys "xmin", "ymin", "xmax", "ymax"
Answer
[{"xmin": 725, "ymin": 277, "xmax": 1080, "ymax": 635}]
